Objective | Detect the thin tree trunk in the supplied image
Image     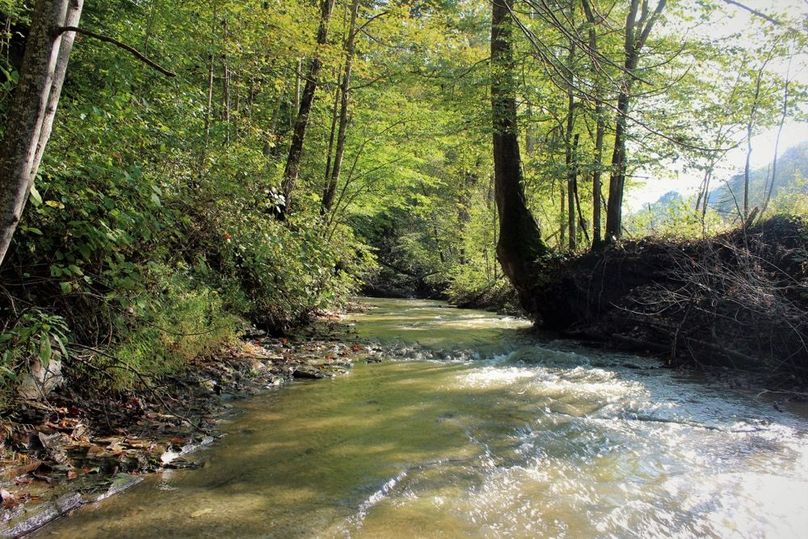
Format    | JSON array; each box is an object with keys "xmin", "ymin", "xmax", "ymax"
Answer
[
  {"xmin": 761, "ymin": 66, "xmax": 790, "ymax": 217},
  {"xmin": 292, "ymin": 58, "xmax": 301, "ymax": 129},
  {"xmin": 457, "ymin": 166, "xmax": 478, "ymax": 265},
  {"xmin": 204, "ymin": 53, "xmax": 214, "ymax": 150},
  {"xmin": 269, "ymin": 67, "xmax": 290, "ymax": 139},
  {"xmin": 491, "ymin": 0, "xmax": 547, "ymax": 305},
  {"xmin": 741, "ymin": 51, "xmax": 774, "ymax": 221},
  {"xmin": 581, "ymin": 0, "xmax": 603, "ymax": 248},
  {"xmin": 322, "ymin": 0, "xmax": 360, "ymax": 217},
  {"xmin": 281, "ymin": 0, "xmax": 336, "ymax": 217},
  {"xmin": 525, "ymin": 100, "xmax": 536, "ymax": 156},
  {"xmin": 31, "ymin": 0, "xmax": 82, "ymax": 178},
  {"xmin": 701, "ymin": 169, "xmax": 713, "ymax": 228},
  {"xmin": 564, "ymin": 27, "xmax": 576, "ymax": 251},
  {"xmin": 743, "ymin": 117, "xmax": 754, "ymax": 220},
  {"xmin": 247, "ymin": 75, "xmax": 255, "ymax": 118},
  {"xmin": 605, "ymin": 0, "xmax": 666, "ymax": 241},
  {"xmin": 570, "ymin": 134, "xmax": 588, "ymax": 244},
  {"xmin": 606, "ymin": 89, "xmax": 631, "ymax": 240},
  {"xmin": 323, "ymin": 75, "xmax": 341, "ymax": 196},
  {"xmin": 222, "ymin": 55, "xmax": 231, "ymax": 143},
  {"xmin": 605, "ymin": 0, "xmax": 639, "ymax": 241},
  {"xmin": 559, "ymin": 180, "xmax": 566, "ymax": 248},
  {"xmin": 591, "ymin": 112, "xmax": 604, "ymax": 245},
  {"xmin": 0, "ymin": 0, "xmax": 83, "ymax": 266},
  {"xmin": 234, "ymin": 72, "xmax": 240, "ymax": 138}
]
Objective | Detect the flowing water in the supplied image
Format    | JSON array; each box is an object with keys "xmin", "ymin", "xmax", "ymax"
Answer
[{"xmin": 37, "ymin": 298, "xmax": 808, "ymax": 538}]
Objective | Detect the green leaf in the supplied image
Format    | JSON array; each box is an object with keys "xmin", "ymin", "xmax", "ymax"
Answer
[
  {"xmin": 59, "ymin": 282, "xmax": 73, "ymax": 294},
  {"xmin": 39, "ymin": 338, "xmax": 52, "ymax": 367},
  {"xmin": 52, "ymin": 334, "xmax": 68, "ymax": 358},
  {"xmin": 30, "ymin": 185, "xmax": 43, "ymax": 206}
]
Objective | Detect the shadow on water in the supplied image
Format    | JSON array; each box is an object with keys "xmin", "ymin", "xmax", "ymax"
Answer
[{"xmin": 36, "ymin": 298, "xmax": 808, "ymax": 538}]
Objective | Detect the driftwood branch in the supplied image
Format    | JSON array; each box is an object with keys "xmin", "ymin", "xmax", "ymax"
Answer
[{"xmin": 57, "ymin": 26, "xmax": 176, "ymax": 77}]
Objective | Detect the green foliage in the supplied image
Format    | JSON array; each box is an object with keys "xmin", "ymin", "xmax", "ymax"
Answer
[
  {"xmin": 769, "ymin": 171, "xmax": 808, "ymax": 217},
  {"xmin": 0, "ymin": 309, "xmax": 69, "ymax": 395},
  {"xmin": 103, "ymin": 265, "xmax": 240, "ymax": 390},
  {"xmin": 0, "ymin": 0, "xmax": 374, "ymax": 392},
  {"xmin": 626, "ymin": 193, "xmax": 728, "ymax": 239},
  {"xmin": 1, "ymin": 0, "xmax": 807, "ymax": 393}
]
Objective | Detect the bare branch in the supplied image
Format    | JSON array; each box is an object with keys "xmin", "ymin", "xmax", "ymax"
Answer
[{"xmin": 57, "ymin": 26, "xmax": 176, "ymax": 77}]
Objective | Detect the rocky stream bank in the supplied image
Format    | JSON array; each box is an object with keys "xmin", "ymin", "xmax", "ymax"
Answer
[{"xmin": 0, "ymin": 317, "xmax": 376, "ymax": 537}]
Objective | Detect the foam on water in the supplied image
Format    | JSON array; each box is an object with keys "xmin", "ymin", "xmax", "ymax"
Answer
[{"xmin": 36, "ymin": 298, "xmax": 808, "ymax": 539}]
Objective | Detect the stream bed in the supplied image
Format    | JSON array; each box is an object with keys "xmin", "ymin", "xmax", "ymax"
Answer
[{"xmin": 35, "ymin": 298, "xmax": 808, "ymax": 538}]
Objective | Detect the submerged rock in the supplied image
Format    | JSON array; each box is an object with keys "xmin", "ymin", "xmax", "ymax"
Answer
[{"xmin": 292, "ymin": 368, "xmax": 326, "ymax": 380}]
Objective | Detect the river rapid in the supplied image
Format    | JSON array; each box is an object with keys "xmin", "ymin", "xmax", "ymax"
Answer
[{"xmin": 36, "ymin": 298, "xmax": 808, "ymax": 538}]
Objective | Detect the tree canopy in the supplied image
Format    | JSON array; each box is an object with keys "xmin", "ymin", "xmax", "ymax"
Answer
[{"xmin": 0, "ymin": 0, "xmax": 806, "ymax": 391}]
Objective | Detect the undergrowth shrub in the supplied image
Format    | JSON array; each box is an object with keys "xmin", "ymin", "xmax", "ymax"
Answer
[
  {"xmin": 105, "ymin": 264, "xmax": 240, "ymax": 390},
  {"xmin": 0, "ymin": 309, "xmax": 69, "ymax": 406},
  {"xmin": 0, "ymin": 160, "xmax": 372, "ymax": 393}
]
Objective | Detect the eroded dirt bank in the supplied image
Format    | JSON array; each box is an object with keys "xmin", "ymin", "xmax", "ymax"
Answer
[{"xmin": 527, "ymin": 216, "xmax": 808, "ymax": 388}]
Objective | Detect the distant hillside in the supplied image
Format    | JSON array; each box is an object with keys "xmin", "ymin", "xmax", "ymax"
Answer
[{"xmin": 708, "ymin": 142, "xmax": 808, "ymax": 216}]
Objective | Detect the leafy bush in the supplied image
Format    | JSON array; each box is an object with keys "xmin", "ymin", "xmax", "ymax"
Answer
[{"xmin": 0, "ymin": 309, "xmax": 69, "ymax": 404}]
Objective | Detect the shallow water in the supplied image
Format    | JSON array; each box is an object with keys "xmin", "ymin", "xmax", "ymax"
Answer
[{"xmin": 37, "ymin": 298, "xmax": 808, "ymax": 538}]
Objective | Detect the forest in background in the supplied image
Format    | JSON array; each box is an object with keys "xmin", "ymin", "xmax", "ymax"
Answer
[{"xmin": 0, "ymin": 0, "xmax": 806, "ymax": 401}]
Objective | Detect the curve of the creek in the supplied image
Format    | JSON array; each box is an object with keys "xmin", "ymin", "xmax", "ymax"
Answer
[{"xmin": 35, "ymin": 298, "xmax": 808, "ymax": 538}]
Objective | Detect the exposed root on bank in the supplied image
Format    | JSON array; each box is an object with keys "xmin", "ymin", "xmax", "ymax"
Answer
[{"xmin": 532, "ymin": 216, "xmax": 808, "ymax": 388}]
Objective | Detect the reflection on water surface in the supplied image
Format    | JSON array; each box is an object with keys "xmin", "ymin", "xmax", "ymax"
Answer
[{"xmin": 38, "ymin": 298, "xmax": 808, "ymax": 538}]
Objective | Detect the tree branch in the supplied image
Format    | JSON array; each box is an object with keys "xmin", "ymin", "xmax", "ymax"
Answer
[
  {"xmin": 721, "ymin": 0, "xmax": 783, "ymax": 27},
  {"xmin": 57, "ymin": 26, "xmax": 176, "ymax": 77},
  {"xmin": 720, "ymin": 0, "xmax": 804, "ymax": 35}
]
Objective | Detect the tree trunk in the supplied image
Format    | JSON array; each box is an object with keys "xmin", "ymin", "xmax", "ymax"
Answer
[
  {"xmin": 491, "ymin": 0, "xmax": 547, "ymax": 306},
  {"xmin": 581, "ymin": 0, "xmax": 604, "ymax": 248},
  {"xmin": 605, "ymin": 0, "xmax": 666, "ymax": 241},
  {"xmin": 321, "ymin": 0, "xmax": 360, "ymax": 217},
  {"xmin": 322, "ymin": 71, "xmax": 341, "ymax": 192},
  {"xmin": 203, "ymin": 53, "xmax": 214, "ymax": 152},
  {"xmin": 560, "ymin": 180, "xmax": 566, "ymax": 247},
  {"xmin": 222, "ymin": 53, "xmax": 231, "ymax": 143},
  {"xmin": 292, "ymin": 58, "xmax": 301, "ymax": 129},
  {"xmin": 570, "ymin": 134, "xmax": 588, "ymax": 243},
  {"xmin": 743, "ymin": 118, "xmax": 754, "ymax": 220},
  {"xmin": 281, "ymin": 0, "xmax": 335, "ymax": 218},
  {"xmin": 605, "ymin": 0, "xmax": 639, "ymax": 241},
  {"xmin": 761, "ymin": 73, "xmax": 789, "ymax": 217},
  {"xmin": 591, "ymin": 110, "xmax": 605, "ymax": 246},
  {"xmin": 0, "ymin": 0, "xmax": 83, "ymax": 267},
  {"xmin": 457, "ymin": 166, "xmax": 478, "ymax": 265},
  {"xmin": 605, "ymin": 90, "xmax": 631, "ymax": 240},
  {"xmin": 564, "ymin": 35, "xmax": 576, "ymax": 251}
]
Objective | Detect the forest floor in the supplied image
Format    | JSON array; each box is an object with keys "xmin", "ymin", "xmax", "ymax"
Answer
[{"xmin": 0, "ymin": 315, "xmax": 375, "ymax": 537}]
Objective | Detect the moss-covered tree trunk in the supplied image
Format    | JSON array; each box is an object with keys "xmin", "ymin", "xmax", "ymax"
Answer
[{"xmin": 491, "ymin": 0, "xmax": 547, "ymax": 310}]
